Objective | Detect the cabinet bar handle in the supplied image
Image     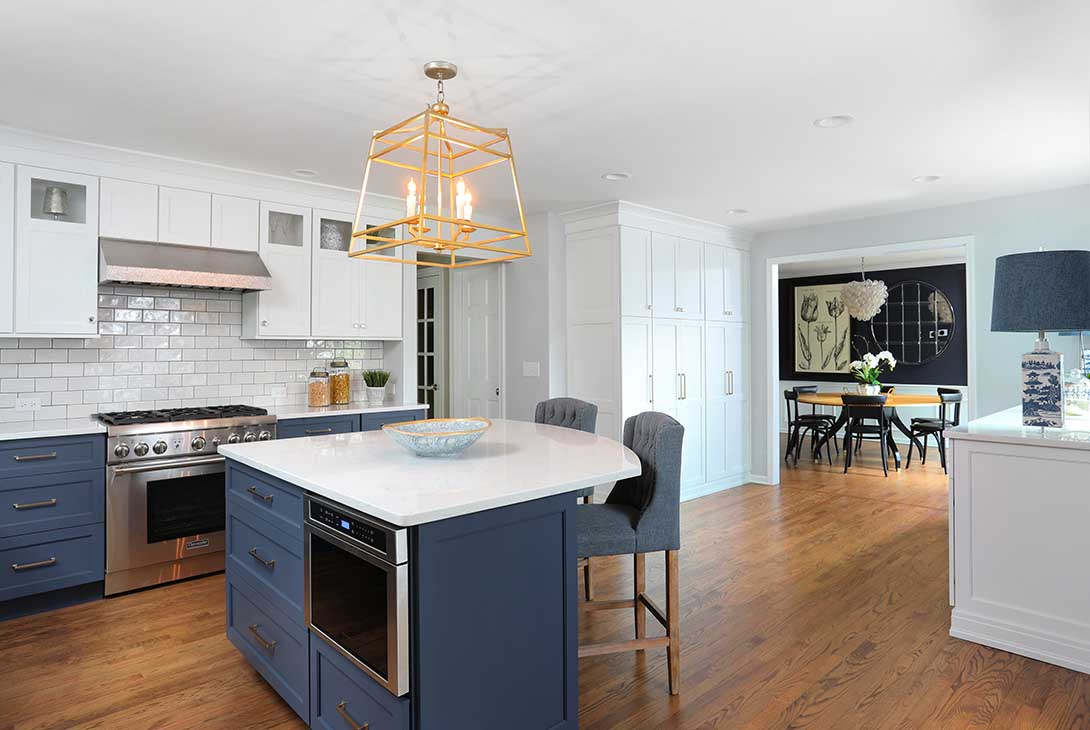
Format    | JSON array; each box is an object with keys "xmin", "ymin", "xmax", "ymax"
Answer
[
  {"xmin": 728, "ymin": 370, "xmax": 734, "ymax": 396},
  {"xmin": 12, "ymin": 557, "xmax": 56, "ymax": 572},
  {"xmin": 247, "ymin": 624, "xmax": 277, "ymax": 652},
  {"xmin": 725, "ymin": 371, "xmax": 730, "ymax": 396},
  {"xmin": 13, "ymin": 452, "xmax": 57, "ymax": 462},
  {"xmin": 647, "ymin": 374, "xmax": 653, "ymax": 403},
  {"xmin": 304, "ymin": 427, "xmax": 333, "ymax": 435},
  {"xmin": 12, "ymin": 498, "xmax": 57, "ymax": 510},
  {"xmin": 246, "ymin": 485, "xmax": 274, "ymax": 503},
  {"xmin": 248, "ymin": 547, "xmax": 275, "ymax": 569},
  {"xmin": 336, "ymin": 701, "xmax": 369, "ymax": 730}
]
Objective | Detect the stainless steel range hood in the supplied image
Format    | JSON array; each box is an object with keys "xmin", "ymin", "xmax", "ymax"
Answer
[{"xmin": 99, "ymin": 238, "xmax": 273, "ymax": 291}]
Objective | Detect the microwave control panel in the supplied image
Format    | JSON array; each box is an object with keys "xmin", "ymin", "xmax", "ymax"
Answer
[{"xmin": 310, "ymin": 501, "xmax": 389, "ymax": 556}]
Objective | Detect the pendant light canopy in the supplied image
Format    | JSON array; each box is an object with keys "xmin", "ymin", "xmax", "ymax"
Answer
[
  {"xmin": 841, "ymin": 257, "xmax": 888, "ymax": 320},
  {"xmin": 349, "ymin": 61, "xmax": 532, "ymax": 269}
]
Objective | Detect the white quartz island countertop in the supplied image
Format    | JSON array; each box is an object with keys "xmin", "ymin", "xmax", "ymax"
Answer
[
  {"xmin": 947, "ymin": 405, "xmax": 1090, "ymax": 451},
  {"xmin": 219, "ymin": 418, "xmax": 642, "ymax": 526}
]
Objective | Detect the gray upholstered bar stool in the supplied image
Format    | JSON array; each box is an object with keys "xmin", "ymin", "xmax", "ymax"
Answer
[
  {"xmin": 534, "ymin": 397, "xmax": 600, "ymax": 598},
  {"xmin": 576, "ymin": 411, "xmax": 684, "ymax": 695}
]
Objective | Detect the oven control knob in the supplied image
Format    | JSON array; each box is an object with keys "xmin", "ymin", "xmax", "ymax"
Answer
[
  {"xmin": 227, "ymin": 433, "xmax": 241, "ymax": 444},
  {"xmin": 152, "ymin": 440, "xmax": 168, "ymax": 455},
  {"xmin": 243, "ymin": 432, "xmax": 257, "ymax": 443},
  {"xmin": 258, "ymin": 431, "xmax": 272, "ymax": 441},
  {"xmin": 133, "ymin": 442, "xmax": 149, "ymax": 457},
  {"xmin": 114, "ymin": 443, "xmax": 130, "ymax": 458},
  {"xmin": 191, "ymin": 436, "xmax": 207, "ymax": 451}
]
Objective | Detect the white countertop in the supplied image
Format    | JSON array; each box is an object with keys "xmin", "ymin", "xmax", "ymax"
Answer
[
  {"xmin": 266, "ymin": 402, "xmax": 429, "ymax": 420},
  {"xmin": 948, "ymin": 406, "xmax": 1090, "ymax": 450},
  {"xmin": 220, "ymin": 418, "xmax": 642, "ymax": 526},
  {"xmin": 0, "ymin": 417, "xmax": 106, "ymax": 442}
]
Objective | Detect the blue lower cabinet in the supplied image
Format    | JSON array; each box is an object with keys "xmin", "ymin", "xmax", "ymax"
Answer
[
  {"xmin": 0, "ymin": 469, "xmax": 105, "ymax": 539},
  {"xmin": 278, "ymin": 416, "xmax": 360, "ymax": 440},
  {"xmin": 360, "ymin": 409, "xmax": 427, "ymax": 432},
  {"xmin": 226, "ymin": 579, "xmax": 310, "ymax": 722},
  {"xmin": 226, "ymin": 496, "xmax": 304, "ymax": 623},
  {"xmin": 0, "ymin": 523, "xmax": 105, "ymax": 603},
  {"xmin": 0, "ymin": 434, "xmax": 105, "ymax": 480},
  {"xmin": 226, "ymin": 462, "xmax": 305, "ymax": 541},
  {"xmin": 311, "ymin": 637, "xmax": 411, "ymax": 730}
]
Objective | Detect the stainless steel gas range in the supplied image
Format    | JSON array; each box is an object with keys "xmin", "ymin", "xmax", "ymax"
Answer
[{"xmin": 97, "ymin": 405, "xmax": 276, "ymax": 595}]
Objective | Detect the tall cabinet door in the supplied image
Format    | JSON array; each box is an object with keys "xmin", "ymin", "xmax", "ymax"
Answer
[
  {"xmin": 15, "ymin": 166, "xmax": 99, "ymax": 336},
  {"xmin": 311, "ymin": 210, "xmax": 362, "ymax": 338},
  {"xmin": 706, "ymin": 322, "xmax": 748, "ymax": 482},
  {"xmin": 0, "ymin": 163, "xmax": 13, "ymax": 334},
  {"xmin": 620, "ymin": 227, "xmax": 652, "ymax": 317},
  {"xmin": 362, "ymin": 258, "xmax": 404, "ymax": 339},
  {"xmin": 674, "ymin": 237, "xmax": 704, "ymax": 320},
  {"xmin": 621, "ymin": 317, "xmax": 653, "ymax": 423},
  {"xmin": 675, "ymin": 321, "xmax": 705, "ymax": 488},
  {"xmin": 650, "ymin": 233, "xmax": 677, "ymax": 317},
  {"xmin": 705, "ymin": 244, "xmax": 748, "ymax": 322},
  {"xmin": 651, "ymin": 321, "xmax": 679, "ymax": 410},
  {"xmin": 255, "ymin": 202, "xmax": 311, "ymax": 338}
]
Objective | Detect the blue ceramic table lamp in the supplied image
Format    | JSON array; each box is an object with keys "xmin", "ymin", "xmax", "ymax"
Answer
[{"xmin": 991, "ymin": 250, "xmax": 1090, "ymax": 427}]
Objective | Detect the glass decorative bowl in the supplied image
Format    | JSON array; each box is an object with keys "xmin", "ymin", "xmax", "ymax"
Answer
[{"xmin": 382, "ymin": 417, "xmax": 492, "ymax": 457}]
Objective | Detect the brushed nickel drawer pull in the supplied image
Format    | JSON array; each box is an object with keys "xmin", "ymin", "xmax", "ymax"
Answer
[
  {"xmin": 246, "ymin": 485, "xmax": 274, "ymax": 503},
  {"xmin": 12, "ymin": 557, "xmax": 56, "ymax": 572},
  {"xmin": 12, "ymin": 498, "xmax": 58, "ymax": 510},
  {"xmin": 13, "ymin": 452, "xmax": 57, "ymax": 462},
  {"xmin": 248, "ymin": 547, "xmax": 276, "ymax": 569},
  {"xmin": 247, "ymin": 624, "xmax": 277, "ymax": 652},
  {"xmin": 304, "ymin": 427, "xmax": 334, "ymax": 435},
  {"xmin": 336, "ymin": 701, "xmax": 369, "ymax": 730}
]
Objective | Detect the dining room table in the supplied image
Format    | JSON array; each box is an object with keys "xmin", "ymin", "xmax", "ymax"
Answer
[{"xmin": 796, "ymin": 391, "xmax": 942, "ymax": 469}]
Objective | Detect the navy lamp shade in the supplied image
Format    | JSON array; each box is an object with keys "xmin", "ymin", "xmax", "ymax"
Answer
[{"xmin": 991, "ymin": 250, "xmax": 1090, "ymax": 334}]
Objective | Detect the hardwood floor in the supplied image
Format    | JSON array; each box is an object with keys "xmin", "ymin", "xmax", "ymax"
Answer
[{"xmin": 0, "ymin": 439, "xmax": 1087, "ymax": 729}]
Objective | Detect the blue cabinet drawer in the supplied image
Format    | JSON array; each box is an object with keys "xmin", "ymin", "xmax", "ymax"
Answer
[
  {"xmin": 0, "ymin": 435, "xmax": 104, "ymax": 480},
  {"xmin": 310, "ymin": 637, "xmax": 411, "ymax": 730},
  {"xmin": 0, "ymin": 523, "xmax": 104, "ymax": 602},
  {"xmin": 360, "ymin": 409, "xmax": 427, "ymax": 432},
  {"xmin": 226, "ymin": 500, "xmax": 304, "ymax": 622},
  {"xmin": 226, "ymin": 462, "xmax": 304, "ymax": 541},
  {"xmin": 0, "ymin": 469, "xmax": 105, "ymax": 538},
  {"xmin": 278, "ymin": 416, "xmax": 359, "ymax": 440},
  {"xmin": 227, "ymin": 579, "xmax": 309, "ymax": 722}
]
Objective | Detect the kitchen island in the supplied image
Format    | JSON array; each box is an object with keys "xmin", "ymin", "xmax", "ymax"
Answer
[
  {"xmin": 947, "ymin": 406, "xmax": 1090, "ymax": 675},
  {"xmin": 219, "ymin": 418, "xmax": 641, "ymax": 730}
]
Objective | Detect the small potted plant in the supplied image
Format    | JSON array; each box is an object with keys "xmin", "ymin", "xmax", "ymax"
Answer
[
  {"xmin": 849, "ymin": 351, "xmax": 896, "ymax": 395},
  {"xmin": 362, "ymin": 369, "xmax": 391, "ymax": 406}
]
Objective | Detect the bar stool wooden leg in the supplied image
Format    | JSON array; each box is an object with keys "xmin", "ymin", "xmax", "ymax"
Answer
[
  {"xmin": 634, "ymin": 552, "xmax": 646, "ymax": 642},
  {"xmin": 666, "ymin": 549, "xmax": 680, "ymax": 695}
]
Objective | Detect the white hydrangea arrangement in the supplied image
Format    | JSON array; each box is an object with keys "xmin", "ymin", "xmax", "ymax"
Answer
[{"xmin": 849, "ymin": 351, "xmax": 897, "ymax": 386}]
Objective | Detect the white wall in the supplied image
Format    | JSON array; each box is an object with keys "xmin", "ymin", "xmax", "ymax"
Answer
[{"xmin": 750, "ymin": 185, "xmax": 1090, "ymax": 482}]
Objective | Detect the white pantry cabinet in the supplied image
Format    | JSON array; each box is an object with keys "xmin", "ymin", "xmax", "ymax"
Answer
[
  {"xmin": 620, "ymin": 227, "xmax": 652, "ymax": 317},
  {"xmin": 311, "ymin": 209, "xmax": 362, "ymax": 338},
  {"xmin": 651, "ymin": 233, "xmax": 703, "ymax": 320},
  {"xmin": 158, "ymin": 186, "xmax": 211, "ymax": 245},
  {"xmin": 705, "ymin": 243, "xmax": 748, "ymax": 322},
  {"xmin": 705, "ymin": 322, "xmax": 749, "ymax": 483},
  {"xmin": 211, "ymin": 194, "xmax": 259, "ymax": 252},
  {"xmin": 243, "ymin": 202, "xmax": 312, "ymax": 338},
  {"xmin": 15, "ymin": 166, "xmax": 99, "ymax": 336},
  {"xmin": 99, "ymin": 177, "xmax": 157, "ymax": 240},
  {"xmin": 620, "ymin": 317, "xmax": 653, "ymax": 421},
  {"xmin": 652, "ymin": 320, "xmax": 705, "ymax": 489},
  {"xmin": 0, "ymin": 163, "xmax": 13, "ymax": 334}
]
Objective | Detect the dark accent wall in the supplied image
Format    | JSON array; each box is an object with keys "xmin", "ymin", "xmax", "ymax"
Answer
[{"xmin": 779, "ymin": 263, "xmax": 967, "ymax": 385}]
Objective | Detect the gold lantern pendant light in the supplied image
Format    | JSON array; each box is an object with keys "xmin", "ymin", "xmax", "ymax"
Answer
[{"xmin": 349, "ymin": 61, "xmax": 532, "ymax": 269}]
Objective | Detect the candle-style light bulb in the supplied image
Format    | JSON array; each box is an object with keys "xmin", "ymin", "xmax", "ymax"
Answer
[
  {"xmin": 455, "ymin": 178, "xmax": 467, "ymax": 219},
  {"xmin": 463, "ymin": 190, "xmax": 473, "ymax": 221},
  {"xmin": 405, "ymin": 179, "xmax": 418, "ymax": 217}
]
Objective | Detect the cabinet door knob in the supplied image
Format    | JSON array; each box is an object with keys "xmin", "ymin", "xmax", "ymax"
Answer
[
  {"xmin": 88, "ymin": 316, "xmax": 95, "ymax": 322},
  {"xmin": 261, "ymin": 320, "xmax": 269, "ymax": 326},
  {"xmin": 724, "ymin": 309, "xmax": 733, "ymax": 316}
]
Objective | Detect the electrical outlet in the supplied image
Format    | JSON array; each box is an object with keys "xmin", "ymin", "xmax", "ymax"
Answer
[
  {"xmin": 523, "ymin": 361, "xmax": 540, "ymax": 377},
  {"xmin": 15, "ymin": 396, "xmax": 42, "ymax": 412},
  {"xmin": 269, "ymin": 385, "xmax": 287, "ymax": 398}
]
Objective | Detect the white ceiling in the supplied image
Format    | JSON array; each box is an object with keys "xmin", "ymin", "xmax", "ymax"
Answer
[{"xmin": 1, "ymin": 0, "xmax": 1087, "ymax": 231}]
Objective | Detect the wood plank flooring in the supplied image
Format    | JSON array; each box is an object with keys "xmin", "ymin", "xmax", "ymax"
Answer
[{"xmin": 0, "ymin": 439, "xmax": 1087, "ymax": 729}]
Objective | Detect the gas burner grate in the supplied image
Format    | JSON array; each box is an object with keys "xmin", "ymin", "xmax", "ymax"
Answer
[{"xmin": 96, "ymin": 404, "xmax": 268, "ymax": 426}]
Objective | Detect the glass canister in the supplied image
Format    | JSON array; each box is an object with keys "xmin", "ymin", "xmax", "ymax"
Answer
[
  {"xmin": 308, "ymin": 368, "xmax": 331, "ymax": 407},
  {"xmin": 329, "ymin": 358, "xmax": 351, "ymax": 405}
]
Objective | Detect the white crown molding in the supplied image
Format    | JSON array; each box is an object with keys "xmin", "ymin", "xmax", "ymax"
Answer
[{"xmin": 559, "ymin": 200, "xmax": 754, "ymax": 249}]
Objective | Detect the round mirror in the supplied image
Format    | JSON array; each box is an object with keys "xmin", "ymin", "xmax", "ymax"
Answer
[{"xmin": 869, "ymin": 281, "xmax": 954, "ymax": 365}]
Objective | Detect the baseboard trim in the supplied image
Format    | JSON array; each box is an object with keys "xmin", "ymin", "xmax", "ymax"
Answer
[
  {"xmin": 681, "ymin": 475, "xmax": 749, "ymax": 502},
  {"xmin": 746, "ymin": 473, "xmax": 773, "ymax": 485},
  {"xmin": 950, "ymin": 608, "xmax": 1090, "ymax": 675}
]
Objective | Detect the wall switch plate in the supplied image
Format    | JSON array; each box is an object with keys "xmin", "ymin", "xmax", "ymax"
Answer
[
  {"xmin": 15, "ymin": 396, "xmax": 42, "ymax": 412},
  {"xmin": 269, "ymin": 385, "xmax": 287, "ymax": 398},
  {"xmin": 523, "ymin": 361, "xmax": 540, "ymax": 377}
]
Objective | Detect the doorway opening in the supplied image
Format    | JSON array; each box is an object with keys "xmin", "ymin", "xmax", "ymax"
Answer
[{"xmin": 416, "ymin": 258, "xmax": 449, "ymax": 418}]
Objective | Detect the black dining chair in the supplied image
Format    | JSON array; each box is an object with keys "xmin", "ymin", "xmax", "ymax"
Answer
[
  {"xmin": 784, "ymin": 389, "xmax": 835, "ymax": 464},
  {"xmin": 854, "ymin": 385, "xmax": 896, "ymax": 454},
  {"xmin": 906, "ymin": 388, "xmax": 962, "ymax": 473},
  {"xmin": 842, "ymin": 394, "xmax": 894, "ymax": 476}
]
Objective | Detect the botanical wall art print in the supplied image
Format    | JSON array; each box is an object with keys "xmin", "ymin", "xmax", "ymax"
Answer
[{"xmin": 794, "ymin": 284, "xmax": 850, "ymax": 374}]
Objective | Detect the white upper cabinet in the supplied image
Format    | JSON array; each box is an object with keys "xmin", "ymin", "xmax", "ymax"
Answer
[
  {"xmin": 705, "ymin": 243, "xmax": 748, "ymax": 322},
  {"xmin": 362, "ymin": 256, "xmax": 404, "ymax": 339},
  {"xmin": 619, "ymin": 226, "xmax": 652, "ymax": 317},
  {"xmin": 158, "ymin": 186, "xmax": 211, "ymax": 245},
  {"xmin": 244, "ymin": 202, "xmax": 312, "ymax": 338},
  {"xmin": 675, "ymin": 237, "xmax": 704, "ymax": 319},
  {"xmin": 15, "ymin": 166, "xmax": 99, "ymax": 336},
  {"xmin": 99, "ymin": 177, "xmax": 157, "ymax": 240},
  {"xmin": 311, "ymin": 210, "xmax": 362, "ymax": 338},
  {"xmin": 211, "ymin": 194, "xmax": 259, "ymax": 252},
  {"xmin": 650, "ymin": 232, "xmax": 703, "ymax": 320},
  {"xmin": 650, "ymin": 232, "xmax": 677, "ymax": 317},
  {"xmin": 0, "ymin": 163, "xmax": 13, "ymax": 334}
]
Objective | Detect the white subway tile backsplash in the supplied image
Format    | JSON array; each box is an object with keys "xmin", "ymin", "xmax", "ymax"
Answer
[{"xmin": 19, "ymin": 364, "xmax": 53, "ymax": 378}]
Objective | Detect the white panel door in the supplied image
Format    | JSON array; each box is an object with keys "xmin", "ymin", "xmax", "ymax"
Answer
[
  {"xmin": 621, "ymin": 317, "xmax": 653, "ymax": 423},
  {"xmin": 15, "ymin": 166, "xmax": 99, "ymax": 335},
  {"xmin": 676, "ymin": 400, "xmax": 706, "ymax": 489},
  {"xmin": 675, "ymin": 321, "xmax": 705, "ymax": 487},
  {"xmin": 650, "ymin": 232, "xmax": 677, "ymax": 317},
  {"xmin": 311, "ymin": 210, "xmax": 362, "ymax": 338},
  {"xmin": 454, "ymin": 265, "xmax": 502, "ymax": 418},
  {"xmin": 707, "ymin": 399, "xmax": 747, "ymax": 482},
  {"xmin": 704, "ymin": 244, "xmax": 726, "ymax": 322},
  {"xmin": 158, "ymin": 186, "xmax": 211, "ymax": 245},
  {"xmin": 706, "ymin": 322, "xmax": 747, "ymax": 482},
  {"xmin": 211, "ymin": 195, "xmax": 259, "ymax": 252},
  {"xmin": 620, "ymin": 227, "xmax": 652, "ymax": 317},
  {"xmin": 652, "ymin": 321, "xmax": 679, "ymax": 410},
  {"xmin": 675, "ymin": 237, "xmax": 704, "ymax": 320},
  {"xmin": 0, "ymin": 163, "xmax": 13, "ymax": 334},
  {"xmin": 256, "ymin": 202, "xmax": 311, "ymax": 338},
  {"xmin": 724, "ymin": 248, "xmax": 747, "ymax": 322},
  {"xmin": 99, "ymin": 177, "xmax": 157, "ymax": 241},
  {"xmin": 362, "ymin": 258, "xmax": 404, "ymax": 339}
]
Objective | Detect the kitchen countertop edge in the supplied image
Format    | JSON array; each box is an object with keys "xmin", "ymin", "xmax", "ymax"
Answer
[{"xmin": 0, "ymin": 417, "xmax": 107, "ymax": 442}]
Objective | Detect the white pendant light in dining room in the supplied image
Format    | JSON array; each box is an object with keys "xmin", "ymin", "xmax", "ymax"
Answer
[{"xmin": 841, "ymin": 257, "xmax": 888, "ymax": 320}]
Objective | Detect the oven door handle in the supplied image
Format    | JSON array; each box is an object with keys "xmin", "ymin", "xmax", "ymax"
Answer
[{"xmin": 111, "ymin": 455, "xmax": 225, "ymax": 475}]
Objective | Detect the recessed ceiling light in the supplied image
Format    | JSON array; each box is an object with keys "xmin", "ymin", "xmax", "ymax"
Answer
[
  {"xmin": 813, "ymin": 115, "xmax": 854, "ymax": 128},
  {"xmin": 291, "ymin": 168, "xmax": 319, "ymax": 178},
  {"xmin": 913, "ymin": 175, "xmax": 942, "ymax": 183},
  {"xmin": 725, "ymin": 209, "xmax": 749, "ymax": 216},
  {"xmin": 601, "ymin": 172, "xmax": 632, "ymax": 181}
]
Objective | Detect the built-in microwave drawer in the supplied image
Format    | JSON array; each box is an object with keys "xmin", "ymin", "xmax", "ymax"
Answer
[
  {"xmin": 225, "ymin": 462, "xmax": 303, "ymax": 541},
  {"xmin": 0, "ymin": 435, "xmax": 105, "ymax": 480},
  {"xmin": 311, "ymin": 637, "xmax": 411, "ymax": 730},
  {"xmin": 0, "ymin": 523, "xmax": 105, "ymax": 603},
  {"xmin": 226, "ymin": 503, "xmax": 304, "ymax": 621},
  {"xmin": 0, "ymin": 469, "xmax": 105, "ymax": 538}
]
